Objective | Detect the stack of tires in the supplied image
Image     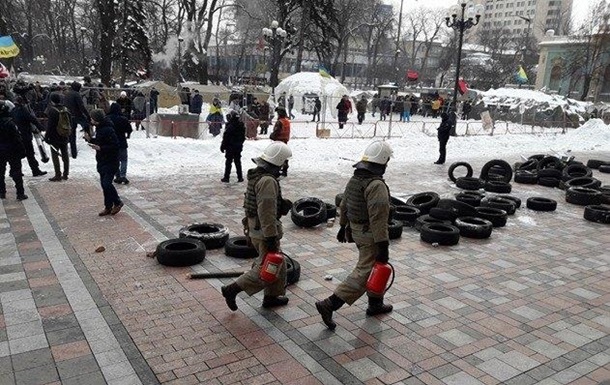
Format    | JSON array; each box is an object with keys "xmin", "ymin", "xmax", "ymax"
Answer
[{"xmin": 291, "ymin": 197, "xmax": 334, "ymax": 228}]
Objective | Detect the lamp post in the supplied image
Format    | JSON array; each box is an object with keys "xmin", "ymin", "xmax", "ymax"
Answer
[
  {"xmin": 177, "ymin": 36, "xmax": 184, "ymax": 85},
  {"xmin": 393, "ymin": 0, "xmax": 405, "ymax": 84},
  {"xmin": 262, "ymin": 20, "xmax": 287, "ymax": 93},
  {"xmin": 80, "ymin": 27, "xmax": 87, "ymax": 73},
  {"xmin": 445, "ymin": 1, "xmax": 483, "ymax": 136}
]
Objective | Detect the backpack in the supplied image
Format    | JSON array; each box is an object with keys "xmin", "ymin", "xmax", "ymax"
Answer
[{"xmin": 54, "ymin": 107, "xmax": 72, "ymax": 138}]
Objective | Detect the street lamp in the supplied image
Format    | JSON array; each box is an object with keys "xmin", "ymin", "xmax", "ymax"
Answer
[
  {"xmin": 80, "ymin": 27, "xmax": 87, "ymax": 73},
  {"xmin": 445, "ymin": 1, "xmax": 484, "ymax": 135},
  {"xmin": 177, "ymin": 36, "xmax": 184, "ymax": 85},
  {"xmin": 262, "ymin": 20, "xmax": 288, "ymax": 92}
]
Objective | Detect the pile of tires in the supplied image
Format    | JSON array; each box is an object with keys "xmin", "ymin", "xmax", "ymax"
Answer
[
  {"xmin": 179, "ymin": 223, "xmax": 230, "ymax": 250},
  {"xmin": 291, "ymin": 197, "xmax": 327, "ymax": 228},
  {"xmin": 584, "ymin": 205, "xmax": 610, "ymax": 224}
]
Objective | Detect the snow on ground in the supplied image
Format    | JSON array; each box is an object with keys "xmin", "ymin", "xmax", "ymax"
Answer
[
  {"xmin": 67, "ymin": 117, "xmax": 610, "ymax": 180},
  {"xmin": 479, "ymin": 87, "xmax": 589, "ymax": 114}
]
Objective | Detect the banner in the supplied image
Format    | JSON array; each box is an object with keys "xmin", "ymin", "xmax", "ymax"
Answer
[
  {"xmin": 515, "ymin": 65, "xmax": 528, "ymax": 84},
  {"xmin": 0, "ymin": 36, "xmax": 20, "ymax": 58},
  {"xmin": 318, "ymin": 65, "xmax": 331, "ymax": 79}
]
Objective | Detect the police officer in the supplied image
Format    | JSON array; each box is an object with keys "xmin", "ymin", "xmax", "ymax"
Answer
[
  {"xmin": 221, "ymin": 142, "xmax": 293, "ymax": 310},
  {"xmin": 0, "ymin": 101, "xmax": 28, "ymax": 200},
  {"xmin": 316, "ymin": 141, "xmax": 393, "ymax": 330}
]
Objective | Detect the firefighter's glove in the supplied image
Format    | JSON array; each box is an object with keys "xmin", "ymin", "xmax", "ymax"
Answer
[
  {"xmin": 279, "ymin": 199, "xmax": 292, "ymax": 216},
  {"xmin": 264, "ymin": 236, "xmax": 279, "ymax": 252},
  {"xmin": 336, "ymin": 225, "xmax": 347, "ymax": 243},
  {"xmin": 375, "ymin": 241, "xmax": 389, "ymax": 264}
]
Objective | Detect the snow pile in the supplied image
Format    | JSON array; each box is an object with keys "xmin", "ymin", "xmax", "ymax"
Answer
[
  {"xmin": 479, "ymin": 87, "xmax": 588, "ymax": 114},
  {"xmin": 565, "ymin": 118, "xmax": 610, "ymax": 142}
]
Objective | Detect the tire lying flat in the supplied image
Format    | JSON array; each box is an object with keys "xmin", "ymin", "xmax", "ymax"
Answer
[
  {"xmin": 179, "ymin": 223, "xmax": 230, "ymax": 250},
  {"xmin": 420, "ymin": 223, "xmax": 460, "ymax": 246},
  {"xmin": 224, "ymin": 236, "xmax": 258, "ymax": 259},
  {"xmin": 156, "ymin": 238, "xmax": 206, "ymax": 267}
]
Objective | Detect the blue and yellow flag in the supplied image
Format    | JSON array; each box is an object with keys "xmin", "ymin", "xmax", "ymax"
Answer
[
  {"xmin": 515, "ymin": 65, "xmax": 528, "ymax": 84},
  {"xmin": 0, "ymin": 36, "xmax": 20, "ymax": 58},
  {"xmin": 319, "ymin": 65, "xmax": 331, "ymax": 79}
]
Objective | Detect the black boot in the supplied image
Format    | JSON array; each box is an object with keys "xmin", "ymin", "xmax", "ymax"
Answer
[
  {"xmin": 366, "ymin": 296, "xmax": 393, "ymax": 316},
  {"xmin": 262, "ymin": 296, "xmax": 289, "ymax": 308},
  {"xmin": 221, "ymin": 283, "xmax": 243, "ymax": 311},
  {"xmin": 315, "ymin": 294, "xmax": 344, "ymax": 330}
]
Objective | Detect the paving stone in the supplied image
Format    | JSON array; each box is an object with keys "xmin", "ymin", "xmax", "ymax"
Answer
[
  {"xmin": 442, "ymin": 371, "xmax": 485, "ymax": 385},
  {"xmin": 61, "ymin": 371, "xmax": 106, "ymax": 385},
  {"xmin": 10, "ymin": 348, "xmax": 53, "ymax": 372},
  {"xmin": 56, "ymin": 354, "xmax": 100, "ymax": 379},
  {"xmin": 477, "ymin": 358, "xmax": 522, "ymax": 382},
  {"xmin": 14, "ymin": 363, "xmax": 59, "ymax": 385}
]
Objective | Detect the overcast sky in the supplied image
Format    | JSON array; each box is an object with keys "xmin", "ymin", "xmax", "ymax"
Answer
[{"xmin": 384, "ymin": 0, "xmax": 595, "ymax": 30}]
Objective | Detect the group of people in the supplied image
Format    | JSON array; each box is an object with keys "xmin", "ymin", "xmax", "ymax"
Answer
[
  {"xmin": 221, "ymin": 139, "xmax": 395, "ymax": 330},
  {"xmin": 0, "ymin": 78, "xmax": 137, "ymax": 215}
]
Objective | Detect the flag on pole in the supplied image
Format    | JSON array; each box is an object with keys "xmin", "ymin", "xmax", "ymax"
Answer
[
  {"xmin": 318, "ymin": 65, "xmax": 331, "ymax": 79},
  {"xmin": 0, "ymin": 36, "xmax": 20, "ymax": 58},
  {"xmin": 515, "ymin": 65, "xmax": 528, "ymax": 84}
]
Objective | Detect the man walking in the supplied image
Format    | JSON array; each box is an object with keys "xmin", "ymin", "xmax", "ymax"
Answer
[
  {"xmin": 356, "ymin": 96, "xmax": 368, "ymax": 125},
  {"xmin": 10, "ymin": 96, "xmax": 47, "ymax": 176},
  {"xmin": 311, "ymin": 96, "xmax": 321, "ymax": 122},
  {"xmin": 220, "ymin": 142, "xmax": 293, "ymax": 311},
  {"xmin": 0, "ymin": 101, "xmax": 28, "ymax": 200},
  {"xmin": 63, "ymin": 82, "xmax": 91, "ymax": 158},
  {"xmin": 316, "ymin": 141, "xmax": 394, "ymax": 330}
]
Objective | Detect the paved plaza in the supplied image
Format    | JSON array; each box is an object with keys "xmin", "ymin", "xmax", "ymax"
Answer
[{"xmin": 1, "ymin": 151, "xmax": 610, "ymax": 385}]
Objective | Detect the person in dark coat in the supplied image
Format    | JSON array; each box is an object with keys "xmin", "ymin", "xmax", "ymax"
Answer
[
  {"xmin": 336, "ymin": 95, "xmax": 352, "ymax": 129},
  {"xmin": 44, "ymin": 93, "xmax": 70, "ymax": 181},
  {"xmin": 258, "ymin": 100, "xmax": 271, "ymax": 135},
  {"xmin": 189, "ymin": 89, "xmax": 203, "ymax": 114},
  {"xmin": 355, "ymin": 96, "xmax": 368, "ymax": 124},
  {"xmin": 150, "ymin": 87, "xmax": 159, "ymax": 113},
  {"xmin": 116, "ymin": 91, "xmax": 132, "ymax": 120},
  {"xmin": 311, "ymin": 97, "xmax": 321, "ymax": 122},
  {"xmin": 10, "ymin": 96, "xmax": 47, "ymax": 176},
  {"xmin": 0, "ymin": 101, "xmax": 28, "ymax": 200},
  {"xmin": 63, "ymin": 81, "xmax": 91, "ymax": 158},
  {"xmin": 84, "ymin": 109, "xmax": 123, "ymax": 216},
  {"xmin": 107, "ymin": 103, "xmax": 133, "ymax": 184},
  {"xmin": 131, "ymin": 92, "xmax": 146, "ymax": 130},
  {"xmin": 220, "ymin": 110, "xmax": 246, "ymax": 183},
  {"xmin": 435, "ymin": 112, "xmax": 453, "ymax": 165}
]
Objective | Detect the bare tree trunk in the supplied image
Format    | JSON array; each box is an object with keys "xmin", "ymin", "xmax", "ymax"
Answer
[{"xmin": 294, "ymin": 2, "xmax": 309, "ymax": 73}]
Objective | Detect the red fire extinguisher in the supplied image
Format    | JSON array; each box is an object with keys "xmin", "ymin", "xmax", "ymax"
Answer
[
  {"xmin": 260, "ymin": 251, "xmax": 284, "ymax": 283},
  {"xmin": 366, "ymin": 262, "xmax": 395, "ymax": 296}
]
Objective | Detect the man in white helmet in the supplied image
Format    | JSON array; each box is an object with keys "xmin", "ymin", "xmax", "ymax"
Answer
[
  {"xmin": 221, "ymin": 141, "xmax": 294, "ymax": 310},
  {"xmin": 316, "ymin": 140, "xmax": 393, "ymax": 330}
]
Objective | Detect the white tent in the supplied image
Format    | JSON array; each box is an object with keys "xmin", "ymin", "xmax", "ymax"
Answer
[{"xmin": 274, "ymin": 72, "xmax": 349, "ymax": 118}]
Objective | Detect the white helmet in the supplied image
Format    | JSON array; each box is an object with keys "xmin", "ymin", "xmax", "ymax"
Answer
[
  {"xmin": 361, "ymin": 140, "xmax": 393, "ymax": 165},
  {"xmin": 258, "ymin": 142, "xmax": 292, "ymax": 167}
]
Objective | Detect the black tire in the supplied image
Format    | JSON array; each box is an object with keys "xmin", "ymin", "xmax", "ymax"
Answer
[
  {"xmin": 526, "ymin": 197, "xmax": 557, "ymax": 211},
  {"xmin": 448, "ymin": 162, "xmax": 473, "ymax": 182},
  {"xmin": 284, "ymin": 253, "xmax": 301, "ymax": 286},
  {"xmin": 406, "ymin": 192, "xmax": 440, "ymax": 215},
  {"xmin": 538, "ymin": 168, "xmax": 563, "ymax": 179},
  {"xmin": 394, "ymin": 205, "xmax": 421, "ymax": 224},
  {"xmin": 480, "ymin": 197, "xmax": 516, "ymax": 215},
  {"xmin": 156, "ymin": 238, "xmax": 206, "ymax": 267},
  {"xmin": 390, "ymin": 196, "xmax": 406, "ymax": 206},
  {"xmin": 454, "ymin": 216, "xmax": 493, "ymax": 239},
  {"xmin": 291, "ymin": 197, "xmax": 326, "ymax": 227},
  {"xmin": 565, "ymin": 177, "xmax": 602, "ymax": 190},
  {"xmin": 429, "ymin": 207, "xmax": 458, "ymax": 222},
  {"xmin": 565, "ymin": 187, "xmax": 603, "ymax": 206},
  {"xmin": 388, "ymin": 219, "xmax": 403, "ymax": 240},
  {"xmin": 335, "ymin": 193, "xmax": 344, "ymax": 207},
  {"xmin": 474, "ymin": 207, "xmax": 507, "ymax": 227},
  {"xmin": 599, "ymin": 165, "xmax": 610, "ymax": 174},
  {"xmin": 562, "ymin": 164, "xmax": 592, "ymax": 181},
  {"xmin": 537, "ymin": 156, "xmax": 563, "ymax": 172},
  {"xmin": 484, "ymin": 180, "xmax": 512, "ymax": 194},
  {"xmin": 480, "ymin": 159, "xmax": 513, "ymax": 183},
  {"xmin": 586, "ymin": 159, "xmax": 608, "ymax": 169},
  {"xmin": 179, "ymin": 223, "xmax": 230, "ymax": 250},
  {"xmin": 584, "ymin": 205, "xmax": 610, "ymax": 224},
  {"xmin": 514, "ymin": 171, "xmax": 538, "ymax": 184},
  {"xmin": 600, "ymin": 185, "xmax": 610, "ymax": 194},
  {"xmin": 325, "ymin": 203, "xmax": 337, "ymax": 220},
  {"xmin": 538, "ymin": 177, "xmax": 560, "ymax": 188},
  {"xmin": 518, "ymin": 159, "xmax": 538, "ymax": 171},
  {"xmin": 436, "ymin": 198, "xmax": 477, "ymax": 217},
  {"xmin": 224, "ymin": 236, "xmax": 258, "ymax": 259},
  {"xmin": 455, "ymin": 193, "xmax": 482, "ymax": 207},
  {"xmin": 420, "ymin": 223, "xmax": 460, "ymax": 246},
  {"xmin": 496, "ymin": 195, "xmax": 522, "ymax": 209},
  {"xmin": 414, "ymin": 215, "xmax": 452, "ymax": 232},
  {"xmin": 456, "ymin": 177, "xmax": 483, "ymax": 191}
]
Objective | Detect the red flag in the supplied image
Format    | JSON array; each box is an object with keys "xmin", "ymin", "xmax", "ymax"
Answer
[
  {"xmin": 406, "ymin": 70, "xmax": 419, "ymax": 81},
  {"xmin": 0, "ymin": 62, "xmax": 9, "ymax": 79},
  {"xmin": 458, "ymin": 79, "xmax": 469, "ymax": 95}
]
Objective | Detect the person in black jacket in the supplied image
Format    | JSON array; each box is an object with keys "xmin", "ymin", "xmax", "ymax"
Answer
[
  {"xmin": 107, "ymin": 103, "xmax": 133, "ymax": 184},
  {"xmin": 44, "ymin": 93, "xmax": 70, "ymax": 181},
  {"xmin": 84, "ymin": 109, "xmax": 123, "ymax": 216},
  {"xmin": 220, "ymin": 110, "xmax": 246, "ymax": 183},
  {"xmin": 63, "ymin": 82, "xmax": 91, "ymax": 158},
  {"xmin": 10, "ymin": 96, "xmax": 47, "ymax": 176},
  {"xmin": 434, "ymin": 112, "xmax": 453, "ymax": 165},
  {"xmin": 0, "ymin": 101, "xmax": 28, "ymax": 200}
]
